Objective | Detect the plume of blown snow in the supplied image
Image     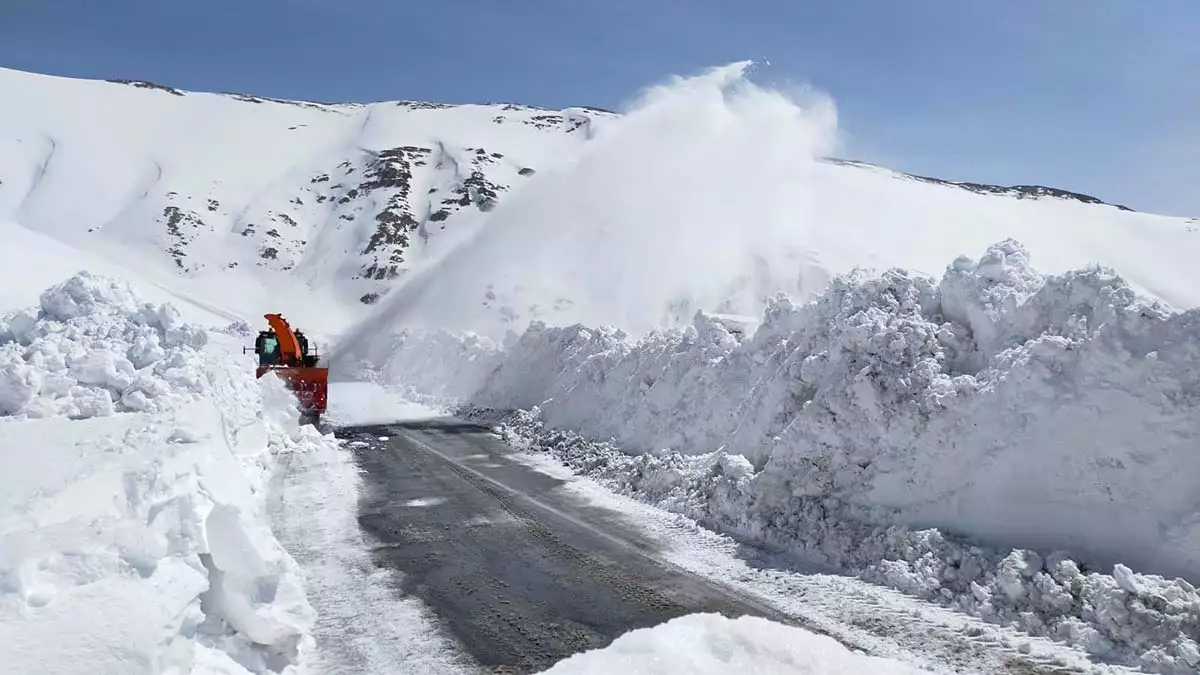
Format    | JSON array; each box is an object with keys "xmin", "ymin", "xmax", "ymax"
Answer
[{"xmin": 329, "ymin": 62, "xmax": 839, "ymax": 369}]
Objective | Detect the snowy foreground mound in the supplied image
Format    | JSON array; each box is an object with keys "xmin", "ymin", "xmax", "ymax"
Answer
[
  {"xmin": 368, "ymin": 240, "xmax": 1200, "ymax": 673},
  {"xmin": 538, "ymin": 613, "xmax": 929, "ymax": 675},
  {"xmin": 0, "ymin": 274, "xmax": 328, "ymax": 675}
]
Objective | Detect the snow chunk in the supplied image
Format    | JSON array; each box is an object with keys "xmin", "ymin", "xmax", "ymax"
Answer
[
  {"xmin": 535, "ymin": 613, "xmax": 931, "ymax": 674},
  {"xmin": 0, "ymin": 272, "xmax": 208, "ymax": 418}
]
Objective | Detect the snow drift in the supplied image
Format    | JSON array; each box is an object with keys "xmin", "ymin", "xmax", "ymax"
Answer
[
  {"xmin": 368, "ymin": 241, "xmax": 1200, "ymax": 673},
  {"xmin": 0, "ymin": 274, "xmax": 327, "ymax": 675}
]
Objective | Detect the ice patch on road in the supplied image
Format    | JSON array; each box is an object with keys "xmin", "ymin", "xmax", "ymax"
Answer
[
  {"xmin": 404, "ymin": 497, "xmax": 449, "ymax": 508},
  {"xmin": 535, "ymin": 612, "xmax": 932, "ymax": 675}
]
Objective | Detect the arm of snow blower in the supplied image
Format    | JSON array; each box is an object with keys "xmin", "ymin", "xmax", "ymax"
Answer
[{"xmin": 264, "ymin": 313, "xmax": 302, "ymax": 365}]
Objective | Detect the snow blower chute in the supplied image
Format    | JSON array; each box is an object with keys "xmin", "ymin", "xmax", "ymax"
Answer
[{"xmin": 250, "ymin": 313, "xmax": 328, "ymax": 418}]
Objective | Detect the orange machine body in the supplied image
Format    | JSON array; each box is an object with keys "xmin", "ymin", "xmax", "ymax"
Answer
[{"xmin": 253, "ymin": 313, "xmax": 328, "ymax": 416}]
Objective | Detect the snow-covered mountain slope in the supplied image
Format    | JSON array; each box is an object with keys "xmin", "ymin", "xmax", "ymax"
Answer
[
  {"xmin": 0, "ymin": 66, "xmax": 612, "ymax": 313},
  {"xmin": 5, "ymin": 63, "xmax": 1197, "ymax": 344},
  {"xmin": 335, "ymin": 62, "xmax": 1199, "ymax": 354}
]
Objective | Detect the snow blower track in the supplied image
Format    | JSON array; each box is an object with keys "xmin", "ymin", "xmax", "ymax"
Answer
[{"xmin": 338, "ymin": 419, "xmax": 1130, "ymax": 675}]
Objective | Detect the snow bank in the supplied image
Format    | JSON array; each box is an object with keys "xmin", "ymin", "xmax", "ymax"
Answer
[
  {"xmin": 334, "ymin": 327, "xmax": 504, "ymax": 404},
  {"xmin": 0, "ymin": 274, "xmax": 325, "ymax": 675},
  {"xmin": 0, "ymin": 271, "xmax": 208, "ymax": 418},
  {"xmin": 322, "ymin": 381, "xmax": 443, "ymax": 427},
  {"xmin": 380, "ymin": 241, "xmax": 1200, "ymax": 673},
  {"xmin": 535, "ymin": 613, "xmax": 931, "ymax": 675}
]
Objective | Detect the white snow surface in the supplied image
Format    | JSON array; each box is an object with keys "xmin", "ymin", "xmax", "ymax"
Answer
[
  {"xmin": 0, "ymin": 275, "xmax": 333, "ymax": 675},
  {"xmin": 0, "ymin": 272, "xmax": 209, "ymax": 418},
  {"xmin": 0, "ymin": 65, "xmax": 610, "ymax": 328},
  {"xmin": 375, "ymin": 241, "xmax": 1200, "ymax": 673},
  {"xmin": 534, "ymin": 613, "xmax": 932, "ymax": 675},
  {"xmin": 321, "ymin": 381, "xmax": 443, "ymax": 427},
  {"xmin": 333, "ymin": 62, "xmax": 1200, "ymax": 358}
]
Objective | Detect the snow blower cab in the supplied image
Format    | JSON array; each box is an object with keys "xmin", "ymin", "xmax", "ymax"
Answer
[{"xmin": 251, "ymin": 313, "xmax": 328, "ymax": 419}]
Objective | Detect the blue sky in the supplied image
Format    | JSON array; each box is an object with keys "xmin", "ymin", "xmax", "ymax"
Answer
[{"xmin": 2, "ymin": 0, "xmax": 1196, "ymax": 215}]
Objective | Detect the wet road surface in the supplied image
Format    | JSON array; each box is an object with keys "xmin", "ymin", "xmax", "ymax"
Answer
[{"xmin": 338, "ymin": 418, "xmax": 791, "ymax": 674}]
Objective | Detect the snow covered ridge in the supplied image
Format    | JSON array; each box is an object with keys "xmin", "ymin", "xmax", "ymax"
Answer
[
  {"xmin": 0, "ymin": 66, "xmax": 612, "ymax": 304},
  {"xmin": 0, "ymin": 272, "xmax": 208, "ymax": 418},
  {"xmin": 0, "ymin": 274, "xmax": 326, "ymax": 674},
  {"xmin": 378, "ymin": 239, "xmax": 1199, "ymax": 672}
]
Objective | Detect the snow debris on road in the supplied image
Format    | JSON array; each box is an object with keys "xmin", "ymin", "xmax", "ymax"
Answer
[
  {"xmin": 381, "ymin": 241, "xmax": 1200, "ymax": 674},
  {"xmin": 0, "ymin": 274, "xmax": 321, "ymax": 675},
  {"xmin": 534, "ymin": 612, "xmax": 932, "ymax": 675}
]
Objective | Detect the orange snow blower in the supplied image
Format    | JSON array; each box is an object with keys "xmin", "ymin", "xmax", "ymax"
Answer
[{"xmin": 250, "ymin": 313, "xmax": 328, "ymax": 418}]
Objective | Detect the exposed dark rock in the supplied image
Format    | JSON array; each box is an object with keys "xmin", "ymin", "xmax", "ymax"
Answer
[
  {"xmin": 107, "ymin": 79, "xmax": 184, "ymax": 96},
  {"xmin": 396, "ymin": 100, "xmax": 452, "ymax": 110},
  {"xmin": 218, "ymin": 92, "xmax": 339, "ymax": 111},
  {"xmin": 525, "ymin": 114, "xmax": 562, "ymax": 130},
  {"xmin": 260, "ymin": 247, "xmax": 278, "ymax": 260},
  {"xmin": 161, "ymin": 206, "xmax": 206, "ymax": 269},
  {"xmin": 518, "ymin": 167, "xmax": 536, "ymax": 176},
  {"xmin": 207, "ymin": 198, "xmax": 219, "ymax": 211},
  {"xmin": 360, "ymin": 292, "xmax": 381, "ymax": 305},
  {"xmin": 357, "ymin": 146, "xmax": 422, "ymax": 279}
]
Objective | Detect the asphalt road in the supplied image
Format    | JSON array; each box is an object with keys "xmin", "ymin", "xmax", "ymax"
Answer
[{"xmin": 338, "ymin": 418, "xmax": 791, "ymax": 674}]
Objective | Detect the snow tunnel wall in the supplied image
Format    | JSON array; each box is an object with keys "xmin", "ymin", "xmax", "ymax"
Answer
[{"xmin": 363, "ymin": 240, "xmax": 1200, "ymax": 581}]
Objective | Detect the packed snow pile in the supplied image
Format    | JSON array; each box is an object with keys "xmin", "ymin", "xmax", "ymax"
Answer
[
  {"xmin": 338, "ymin": 327, "xmax": 505, "ymax": 404},
  {"xmin": 0, "ymin": 271, "xmax": 208, "ymax": 418},
  {"xmin": 0, "ymin": 274, "xmax": 327, "ymax": 675},
  {"xmin": 534, "ymin": 612, "xmax": 931, "ymax": 675},
  {"xmin": 379, "ymin": 240, "xmax": 1200, "ymax": 673}
]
